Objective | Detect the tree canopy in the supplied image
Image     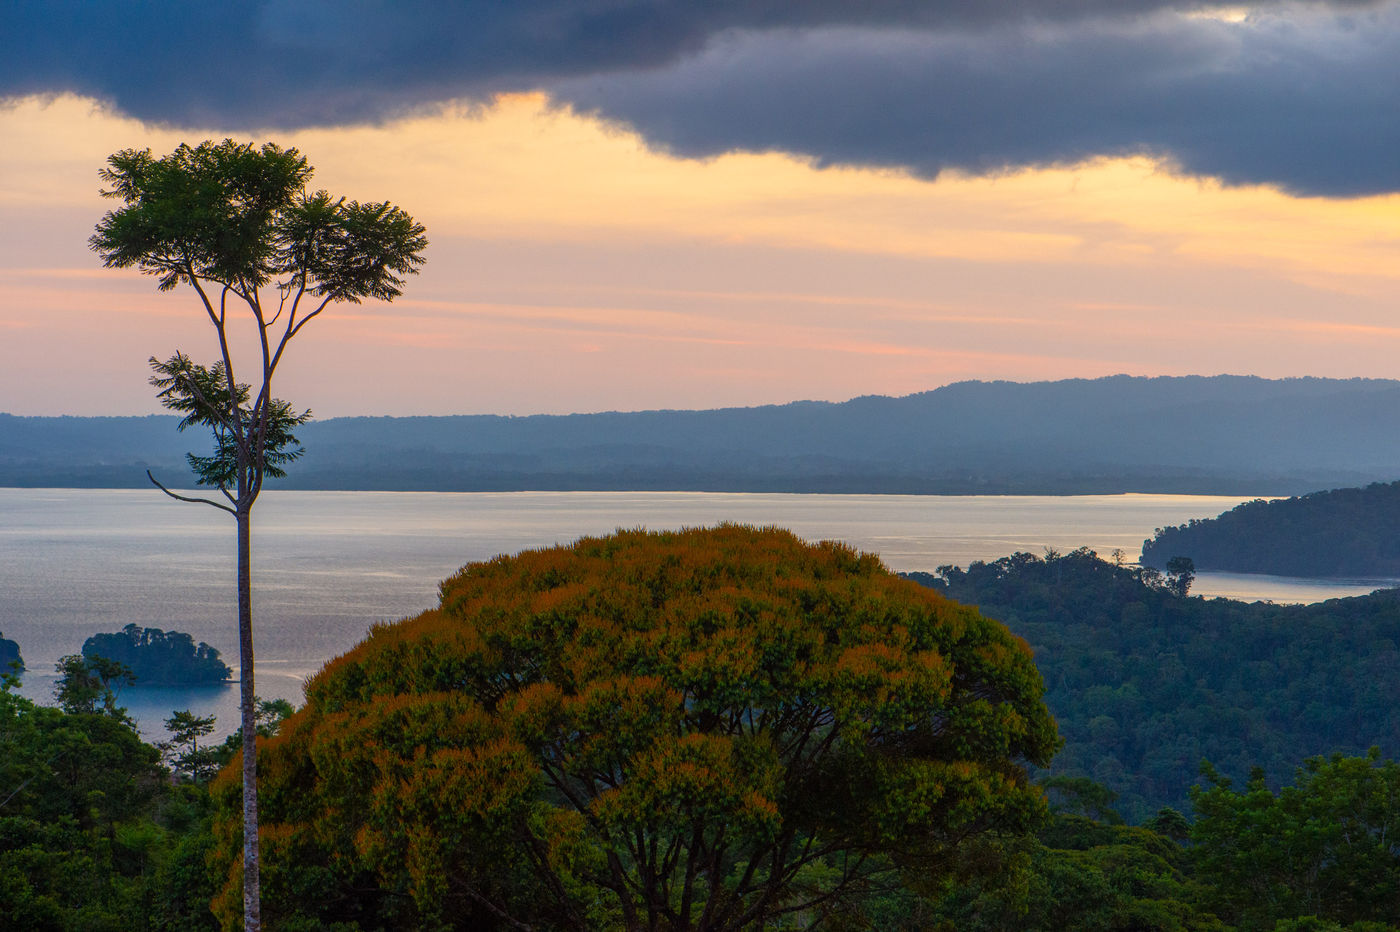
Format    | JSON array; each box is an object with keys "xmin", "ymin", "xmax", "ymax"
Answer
[
  {"xmin": 147, "ymin": 353, "xmax": 310, "ymax": 492},
  {"xmin": 1191, "ymin": 750, "xmax": 1400, "ymax": 928},
  {"xmin": 91, "ymin": 140, "xmax": 425, "ymax": 306},
  {"xmin": 215, "ymin": 525, "xmax": 1058, "ymax": 931},
  {"xmin": 927, "ymin": 548, "xmax": 1400, "ymax": 820},
  {"xmin": 0, "ymin": 678, "xmax": 173, "ymax": 930},
  {"xmin": 53, "ymin": 653, "xmax": 135, "ymax": 722}
]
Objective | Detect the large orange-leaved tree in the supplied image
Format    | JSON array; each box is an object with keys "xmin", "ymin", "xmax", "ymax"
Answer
[{"xmin": 219, "ymin": 525, "xmax": 1058, "ymax": 931}]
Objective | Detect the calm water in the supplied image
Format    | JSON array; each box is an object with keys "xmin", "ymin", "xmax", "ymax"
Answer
[{"xmin": 3, "ymin": 488, "xmax": 1392, "ymax": 738}]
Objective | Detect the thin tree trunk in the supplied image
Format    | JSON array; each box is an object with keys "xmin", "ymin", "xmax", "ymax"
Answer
[{"xmin": 238, "ymin": 507, "xmax": 260, "ymax": 931}]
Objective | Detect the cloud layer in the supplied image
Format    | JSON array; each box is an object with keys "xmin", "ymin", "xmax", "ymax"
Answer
[
  {"xmin": 555, "ymin": 5, "xmax": 1400, "ymax": 196},
  {"xmin": 4, "ymin": 0, "xmax": 1397, "ymax": 194}
]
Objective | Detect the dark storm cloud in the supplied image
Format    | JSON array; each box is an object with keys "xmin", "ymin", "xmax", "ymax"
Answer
[
  {"xmin": 2, "ymin": 0, "xmax": 1395, "ymax": 194},
  {"xmin": 552, "ymin": 4, "xmax": 1400, "ymax": 196}
]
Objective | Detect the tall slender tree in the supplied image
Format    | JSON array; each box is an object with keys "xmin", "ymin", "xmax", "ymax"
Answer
[{"xmin": 91, "ymin": 139, "xmax": 427, "ymax": 931}]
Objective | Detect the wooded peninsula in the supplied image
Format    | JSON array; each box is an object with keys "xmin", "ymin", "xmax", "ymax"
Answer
[{"xmin": 1142, "ymin": 480, "xmax": 1400, "ymax": 577}]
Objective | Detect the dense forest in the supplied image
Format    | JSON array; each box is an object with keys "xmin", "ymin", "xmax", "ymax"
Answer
[
  {"xmin": 6, "ymin": 668, "xmax": 1397, "ymax": 930},
  {"xmin": 922, "ymin": 548, "xmax": 1400, "ymax": 820},
  {"xmin": 1142, "ymin": 481, "xmax": 1400, "ymax": 577},
  {"xmin": 6, "ymin": 533, "xmax": 1400, "ymax": 929},
  {"xmin": 0, "ymin": 658, "xmax": 291, "ymax": 930},
  {"xmin": 81, "ymin": 625, "xmax": 231, "ymax": 686}
]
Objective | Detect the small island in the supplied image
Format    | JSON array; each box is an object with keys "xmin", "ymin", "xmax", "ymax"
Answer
[
  {"xmin": 0, "ymin": 631, "xmax": 22, "ymax": 671},
  {"xmin": 82, "ymin": 624, "xmax": 231, "ymax": 687}
]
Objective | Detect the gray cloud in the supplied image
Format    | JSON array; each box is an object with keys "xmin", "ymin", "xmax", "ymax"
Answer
[
  {"xmin": 553, "ymin": 5, "xmax": 1400, "ymax": 195},
  {"xmin": 3, "ymin": 1, "xmax": 1395, "ymax": 194}
]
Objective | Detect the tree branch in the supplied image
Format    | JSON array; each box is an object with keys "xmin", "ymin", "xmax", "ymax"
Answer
[
  {"xmin": 147, "ymin": 470, "xmax": 236, "ymax": 515},
  {"xmin": 284, "ymin": 292, "xmax": 335, "ymax": 345}
]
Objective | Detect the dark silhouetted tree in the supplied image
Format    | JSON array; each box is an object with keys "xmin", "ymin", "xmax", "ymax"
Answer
[
  {"xmin": 1165, "ymin": 556, "xmax": 1195, "ymax": 598},
  {"xmin": 161, "ymin": 709, "xmax": 220, "ymax": 782}
]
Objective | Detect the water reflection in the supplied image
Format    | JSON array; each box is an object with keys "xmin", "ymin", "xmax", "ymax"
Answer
[{"xmin": 1194, "ymin": 571, "xmax": 1400, "ymax": 604}]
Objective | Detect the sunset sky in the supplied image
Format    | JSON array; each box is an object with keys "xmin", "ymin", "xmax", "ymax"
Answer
[{"xmin": 3, "ymin": 0, "xmax": 1399, "ymax": 417}]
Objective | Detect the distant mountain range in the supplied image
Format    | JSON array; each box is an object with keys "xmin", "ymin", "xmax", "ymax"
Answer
[{"xmin": 5, "ymin": 375, "xmax": 1400, "ymax": 494}]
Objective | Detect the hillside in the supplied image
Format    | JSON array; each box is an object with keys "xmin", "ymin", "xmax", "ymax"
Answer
[
  {"xmin": 6, "ymin": 374, "xmax": 1400, "ymax": 492},
  {"xmin": 1142, "ymin": 481, "xmax": 1400, "ymax": 577},
  {"xmin": 918, "ymin": 547, "xmax": 1400, "ymax": 821}
]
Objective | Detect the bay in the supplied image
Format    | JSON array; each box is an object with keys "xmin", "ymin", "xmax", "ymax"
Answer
[{"xmin": 3, "ymin": 488, "xmax": 1392, "ymax": 739}]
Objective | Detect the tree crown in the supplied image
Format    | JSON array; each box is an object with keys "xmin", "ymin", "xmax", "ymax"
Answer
[
  {"xmin": 216, "ymin": 525, "xmax": 1058, "ymax": 930},
  {"xmin": 90, "ymin": 139, "xmax": 426, "ymax": 302}
]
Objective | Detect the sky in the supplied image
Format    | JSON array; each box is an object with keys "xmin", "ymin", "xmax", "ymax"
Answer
[{"xmin": 3, "ymin": 0, "xmax": 1399, "ymax": 417}]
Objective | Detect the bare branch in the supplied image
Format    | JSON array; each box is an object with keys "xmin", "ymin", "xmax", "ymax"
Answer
[
  {"xmin": 266, "ymin": 279, "xmax": 289, "ymax": 329},
  {"xmin": 283, "ymin": 292, "xmax": 334, "ymax": 345},
  {"xmin": 281, "ymin": 265, "xmax": 309, "ymax": 333},
  {"xmin": 147, "ymin": 470, "xmax": 236, "ymax": 515},
  {"xmin": 186, "ymin": 268, "xmax": 223, "ymax": 335}
]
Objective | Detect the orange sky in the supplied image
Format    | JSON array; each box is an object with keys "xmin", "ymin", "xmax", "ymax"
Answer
[{"xmin": 2, "ymin": 91, "xmax": 1398, "ymax": 416}]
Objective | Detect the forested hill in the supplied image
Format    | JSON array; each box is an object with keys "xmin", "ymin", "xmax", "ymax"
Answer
[
  {"xmin": 8, "ymin": 374, "xmax": 1400, "ymax": 492},
  {"xmin": 918, "ymin": 548, "xmax": 1400, "ymax": 821},
  {"xmin": 1142, "ymin": 480, "xmax": 1400, "ymax": 577}
]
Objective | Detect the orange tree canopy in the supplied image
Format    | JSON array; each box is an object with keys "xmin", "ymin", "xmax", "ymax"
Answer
[{"xmin": 213, "ymin": 524, "xmax": 1058, "ymax": 931}]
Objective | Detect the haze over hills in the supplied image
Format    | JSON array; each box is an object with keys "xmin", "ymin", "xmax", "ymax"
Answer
[{"xmin": 5, "ymin": 375, "xmax": 1400, "ymax": 494}]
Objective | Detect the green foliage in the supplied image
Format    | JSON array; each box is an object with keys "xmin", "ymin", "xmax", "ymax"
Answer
[
  {"xmin": 1191, "ymin": 750, "xmax": 1400, "ymax": 929},
  {"xmin": 92, "ymin": 139, "xmax": 427, "ymax": 500},
  {"xmin": 148, "ymin": 353, "xmax": 310, "ymax": 488},
  {"xmin": 932, "ymin": 810, "xmax": 1226, "ymax": 931},
  {"xmin": 91, "ymin": 140, "xmax": 310, "ymax": 292},
  {"xmin": 1042, "ymin": 774, "xmax": 1126, "ymax": 825},
  {"xmin": 1144, "ymin": 807, "xmax": 1192, "ymax": 843},
  {"xmin": 217, "ymin": 526, "xmax": 1058, "ymax": 931},
  {"xmin": 144, "ymin": 785, "xmax": 223, "ymax": 932},
  {"xmin": 1270, "ymin": 921, "xmax": 1398, "ymax": 932},
  {"xmin": 929, "ymin": 548, "xmax": 1400, "ymax": 820},
  {"xmin": 91, "ymin": 139, "xmax": 427, "ymax": 303},
  {"xmin": 1165, "ymin": 556, "xmax": 1195, "ymax": 598},
  {"xmin": 199, "ymin": 698, "xmax": 296, "ymax": 777},
  {"xmin": 53, "ymin": 653, "xmax": 135, "ymax": 722},
  {"xmin": 160, "ymin": 711, "xmax": 220, "ymax": 783},
  {"xmin": 83, "ymin": 624, "xmax": 231, "ymax": 687},
  {"xmin": 1142, "ymin": 481, "xmax": 1400, "ymax": 576},
  {"xmin": 0, "ymin": 683, "xmax": 215, "ymax": 930}
]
